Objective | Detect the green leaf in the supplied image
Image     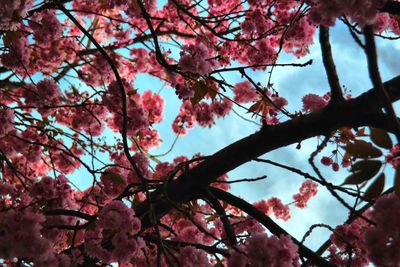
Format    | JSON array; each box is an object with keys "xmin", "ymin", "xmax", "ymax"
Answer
[
  {"xmin": 247, "ymin": 101, "xmax": 262, "ymax": 114},
  {"xmin": 351, "ymin": 160, "xmax": 381, "ymax": 173},
  {"xmin": 370, "ymin": 127, "xmax": 392, "ymax": 149},
  {"xmin": 346, "ymin": 140, "xmax": 382, "ymax": 158},
  {"xmin": 343, "ymin": 160, "xmax": 381, "ymax": 185},
  {"xmin": 364, "ymin": 173, "xmax": 385, "ymax": 200},
  {"xmin": 395, "ymin": 166, "xmax": 400, "ymax": 198},
  {"xmin": 208, "ymin": 84, "xmax": 218, "ymax": 100},
  {"xmin": 102, "ymin": 172, "xmax": 126, "ymax": 185},
  {"xmin": 343, "ymin": 172, "xmax": 366, "ymax": 185}
]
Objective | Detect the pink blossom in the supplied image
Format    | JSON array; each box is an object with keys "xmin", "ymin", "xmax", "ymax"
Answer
[
  {"xmin": 308, "ymin": 0, "xmax": 388, "ymax": 26},
  {"xmin": 0, "ymin": 0, "xmax": 33, "ymax": 30},
  {"xmin": 386, "ymin": 144, "xmax": 400, "ymax": 168},
  {"xmin": 228, "ymin": 233, "xmax": 299, "ymax": 267},
  {"xmin": 1, "ymin": 34, "xmax": 32, "ymax": 76},
  {"xmin": 211, "ymin": 98, "xmax": 233, "ymax": 118},
  {"xmin": 141, "ymin": 90, "xmax": 165, "ymax": 124},
  {"xmin": 70, "ymin": 103, "xmax": 107, "ymax": 136},
  {"xmin": 364, "ymin": 193, "xmax": 400, "ymax": 267},
  {"xmin": 194, "ymin": 102, "xmax": 215, "ymax": 127},
  {"xmin": 99, "ymin": 200, "xmax": 141, "ymax": 233},
  {"xmin": 30, "ymin": 10, "xmax": 62, "ymax": 46},
  {"xmin": 177, "ymin": 246, "xmax": 212, "ymax": 267},
  {"xmin": 273, "ymin": 96, "xmax": 288, "ymax": 110},
  {"xmin": 23, "ymin": 79, "xmax": 61, "ymax": 117},
  {"xmin": 104, "ymin": 80, "xmax": 149, "ymax": 136},
  {"xmin": 293, "ymin": 180, "xmax": 318, "ymax": 209},
  {"xmin": 179, "ymin": 42, "xmax": 214, "ymax": 75},
  {"xmin": 329, "ymin": 217, "xmax": 370, "ymax": 267},
  {"xmin": 79, "ymin": 53, "xmax": 115, "ymax": 86},
  {"xmin": 135, "ymin": 127, "xmax": 162, "ymax": 151},
  {"xmin": 0, "ymin": 108, "xmax": 14, "ymax": 137},
  {"xmin": 267, "ymin": 197, "xmax": 291, "ymax": 221},
  {"xmin": 0, "ymin": 210, "xmax": 54, "ymax": 264},
  {"xmin": 302, "ymin": 93, "xmax": 328, "ymax": 113},
  {"xmin": 233, "ymin": 81, "xmax": 258, "ymax": 103},
  {"xmin": 172, "ymin": 101, "xmax": 196, "ymax": 135}
]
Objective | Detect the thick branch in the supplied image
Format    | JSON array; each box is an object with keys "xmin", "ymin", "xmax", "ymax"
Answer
[
  {"xmin": 204, "ymin": 190, "xmax": 237, "ymax": 245},
  {"xmin": 44, "ymin": 209, "xmax": 96, "ymax": 221},
  {"xmin": 135, "ymin": 75, "xmax": 400, "ymax": 226}
]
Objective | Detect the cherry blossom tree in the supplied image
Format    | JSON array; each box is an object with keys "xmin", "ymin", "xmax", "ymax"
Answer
[{"xmin": 1, "ymin": 0, "xmax": 400, "ymax": 266}]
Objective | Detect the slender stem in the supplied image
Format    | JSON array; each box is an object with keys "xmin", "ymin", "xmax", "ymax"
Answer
[{"xmin": 319, "ymin": 26, "xmax": 344, "ymax": 103}]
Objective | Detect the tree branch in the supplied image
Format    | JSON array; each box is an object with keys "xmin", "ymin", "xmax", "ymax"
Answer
[
  {"xmin": 319, "ymin": 26, "xmax": 344, "ymax": 103},
  {"xmin": 364, "ymin": 25, "xmax": 400, "ymax": 143},
  {"xmin": 209, "ymin": 187, "xmax": 337, "ymax": 267}
]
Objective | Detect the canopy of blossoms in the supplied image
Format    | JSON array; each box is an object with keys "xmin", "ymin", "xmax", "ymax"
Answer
[{"xmin": 1, "ymin": 0, "xmax": 400, "ymax": 266}]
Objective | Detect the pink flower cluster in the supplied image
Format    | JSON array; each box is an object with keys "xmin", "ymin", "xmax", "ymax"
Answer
[
  {"xmin": 135, "ymin": 128, "xmax": 162, "ymax": 151},
  {"xmin": 282, "ymin": 16, "xmax": 316, "ymax": 57},
  {"xmin": 30, "ymin": 176, "xmax": 75, "ymax": 208},
  {"xmin": 208, "ymin": 0, "xmax": 242, "ymax": 14},
  {"xmin": 103, "ymin": 80, "xmax": 149, "ymax": 136},
  {"xmin": 329, "ymin": 217, "xmax": 370, "ymax": 267},
  {"xmin": 210, "ymin": 98, "xmax": 233, "ymax": 118},
  {"xmin": 364, "ymin": 193, "xmax": 400, "ymax": 266},
  {"xmin": 179, "ymin": 42, "xmax": 215, "ymax": 76},
  {"xmin": 176, "ymin": 246, "xmax": 212, "ymax": 267},
  {"xmin": 0, "ymin": 210, "xmax": 60, "ymax": 265},
  {"xmin": 254, "ymin": 197, "xmax": 291, "ymax": 221},
  {"xmin": 1, "ymin": 34, "xmax": 32, "ymax": 76},
  {"xmin": 172, "ymin": 99, "xmax": 233, "ymax": 135},
  {"xmin": 168, "ymin": 211, "xmax": 219, "ymax": 245},
  {"xmin": 293, "ymin": 180, "xmax": 318, "ymax": 208},
  {"xmin": 233, "ymin": 81, "xmax": 259, "ymax": 103},
  {"xmin": 241, "ymin": 9, "xmax": 274, "ymax": 38},
  {"xmin": 141, "ymin": 90, "xmax": 165, "ymax": 124},
  {"xmin": 30, "ymin": 176, "xmax": 78, "ymax": 247},
  {"xmin": 0, "ymin": 0, "xmax": 33, "ymax": 30},
  {"xmin": 0, "ymin": 108, "xmax": 14, "ymax": 137},
  {"xmin": 302, "ymin": 93, "xmax": 329, "ymax": 113},
  {"xmin": 170, "ymin": 74, "xmax": 195, "ymax": 100},
  {"xmin": 23, "ymin": 79, "xmax": 61, "ymax": 117},
  {"xmin": 30, "ymin": 10, "xmax": 62, "ymax": 46},
  {"xmin": 308, "ymin": 0, "xmax": 388, "ymax": 26},
  {"xmin": 386, "ymin": 144, "xmax": 400, "ymax": 168},
  {"xmin": 79, "ymin": 53, "xmax": 115, "ymax": 86},
  {"xmin": 244, "ymin": 39, "xmax": 277, "ymax": 67},
  {"xmin": 228, "ymin": 233, "xmax": 299, "ymax": 267},
  {"xmin": 71, "ymin": 103, "xmax": 107, "ymax": 136},
  {"xmin": 49, "ymin": 139, "xmax": 84, "ymax": 174},
  {"xmin": 85, "ymin": 200, "xmax": 144, "ymax": 263}
]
